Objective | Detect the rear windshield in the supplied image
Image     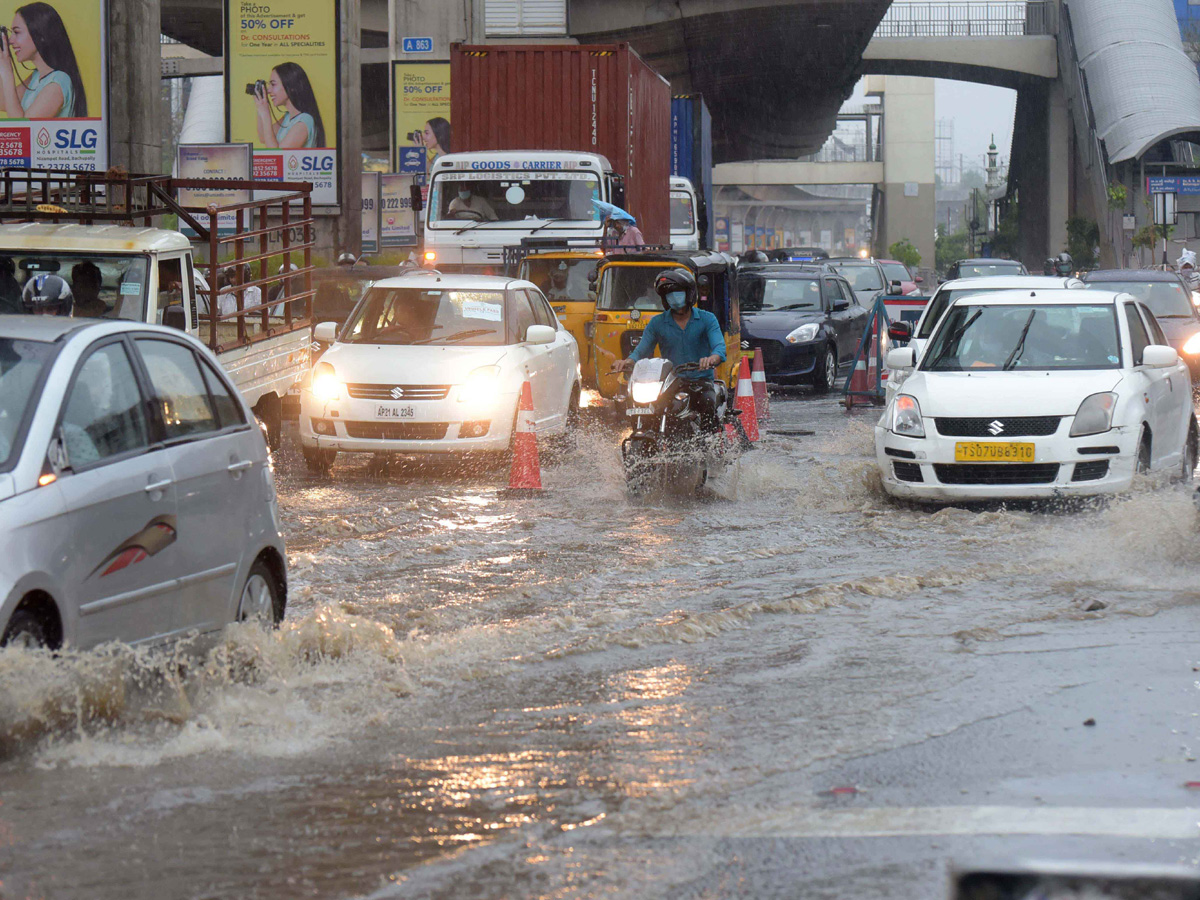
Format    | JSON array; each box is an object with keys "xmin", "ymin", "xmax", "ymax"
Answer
[
  {"xmin": 738, "ymin": 274, "xmax": 821, "ymax": 312},
  {"xmin": 0, "ymin": 337, "xmax": 53, "ymax": 470},
  {"xmin": 343, "ymin": 288, "xmax": 507, "ymax": 346},
  {"xmin": 0, "ymin": 252, "xmax": 149, "ymax": 321},
  {"xmin": 1086, "ymin": 281, "xmax": 1194, "ymax": 319},
  {"xmin": 955, "ymin": 261, "xmax": 1026, "ymax": 278}
]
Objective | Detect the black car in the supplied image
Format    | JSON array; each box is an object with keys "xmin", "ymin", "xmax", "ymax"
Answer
[
  {"xmin": 738, "ymin": 264, "xmax": 868, "ymax": 392},
  {"xmin": 1083, "ymin": 268, "xmax": 1200, "ymax": 380},
  {"xmin": 944, "ymin": 258, "xmax": 1028, "ymax": 280}
]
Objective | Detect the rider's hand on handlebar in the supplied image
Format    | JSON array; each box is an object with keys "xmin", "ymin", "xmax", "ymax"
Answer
[
  {"xmin": 698, "ymin": 355, "xmax": 721, "ymax": 370},
  {"xmin": 611, "ymin": 358, "xmax": 633, "ymax": 375}
]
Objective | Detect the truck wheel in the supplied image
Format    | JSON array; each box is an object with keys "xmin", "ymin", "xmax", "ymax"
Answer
[
  {"xmin": 812, "ymin": 345, "xmax": 837, "ymax": 394},
  {"xmin": 303, "ymin": 447, "xmax": 336, "ymax": 474},
  {"xmin": 256, "ymin": 394, "xmax": 282, "ymax": 451}
]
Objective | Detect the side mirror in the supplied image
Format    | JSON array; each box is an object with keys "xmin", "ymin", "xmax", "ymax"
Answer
[
  {"xmin": 409, "ymin": 183, "xmax": 424, "ymax": 213},
  {"xmin": 914, "ymin": 275, "xmax": 924, "ymax": 284},
  {"xmin": 47, "ymin": 428, "xmax": 70, "ymax": 473},
  {"xmin": 525, "ymin": 324, "xmax": 556, "ymax": 345},
  {"xmin": 1142, "ymin": 344, "xmax": 1179, "ymax": 368},
  {"xmin": 588, "ymin": 267, "xmax": 599, "ymax": 291},
  {"xmin": 162, "ymin": 304, "xmax": 186, "ymax": 331},
  {"xmin": 886, "ymin": 346, "xmax": 916, "ymax": 369},
  {"xmin": 889, "ymin": 280, "xmax": 903, "ymax": 294},
  {"xmin": 831, "ymin": 299, "xmax": 850, "ymax": 312},
  {"xmin": 313, "ymin": 321, "xmax": 338, "ymax": 343},
  {"xmin": 888, "ymin": 321, "xmax": 913, "ymax": 342}
]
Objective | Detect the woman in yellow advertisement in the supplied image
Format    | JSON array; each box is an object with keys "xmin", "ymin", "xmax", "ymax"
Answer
[
  {"xmin": 250, "ymin": 61, "xmax": 326, "ymax": 149},
  {"xmin": 0, "ymin": 1, "xmax": 88, "ymax": 118}
]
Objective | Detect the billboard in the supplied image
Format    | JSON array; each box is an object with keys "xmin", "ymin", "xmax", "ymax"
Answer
[
  {"xmin": 0, "ymin": 0, "xmax": 107, "ymax": 169},
  {"xmin": 176, "ymin": 143, "xmax": 252, "ymax": 237},
  {"xmin": 380, "ymin": 173, "xmax": 417, "ymax": 247},
  {"xmin": 225, "ymin": 0, "xmax": 340, "ymax": 206},
  {"xmin": 392, "ymin": 61, "xmax": 449, "ymax": 175},
  {"xmin": 361, "ymin": 171, "xmax": 380, "ymax": 253}
]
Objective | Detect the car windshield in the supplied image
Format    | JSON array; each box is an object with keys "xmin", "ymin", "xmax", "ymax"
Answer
[
  {"xmin": 738, "ymin": 274, "xmax": 821, "ymax": 312},
  {"xmin": 882, "ymin": 263, "xmax": 910, "ymax": 285},
  {"xmin": 597, "ymin": 265, "xmax": 684, "ymax": 311},
  {"xmin": 0, "ymin": 252, "xmax": 150, "ymax": 321},
  {"xmin": 923, "ymin": 303, "xmax": 1120, "ymax": 372},
  {"xmin": 670, "ymin": 192, "xmax": 695, "ymax": 232},
  {"xmin": 0, "ymin": 337, "xmax": 52, "ymax": 470},
  {"xmin": 955, "ymin": 261, "xmax": 1025, "ymax": 278},
  {"xmin": 831, "ymin": 263, "xmax": 884, "ymax": 291},
  {"xmin": 916, "ymin": 287, "xmax": 994, "ymax": 338},
  {"xmin": 1087, "ymin": 281, "xmax": 1194, "ymax": 318},
  {"xmin": 520, "ymin": 257, "xmax": 597, "ymax": 301},
  {"xmin": 342, "ymin": 288, "xmax": 507, "ymax": 345},
  {"xmin": 428, "ymin": 172, "xmax": 602, "ymax": 228}
]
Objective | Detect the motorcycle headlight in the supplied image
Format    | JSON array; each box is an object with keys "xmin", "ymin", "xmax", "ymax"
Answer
[
  {"xmin": 457, "ymin": 365, "xmax": 502, "ymax": 405},
  {"xmin": 785, "ymin": 323, "xmax": 820, "ymax": 344},
  {"xmin": 890, "ymin": 394, "xmax": 925, "ymax": 438},
  {"xmin": 630, "ymin": 380, "xmax": 663, "ymax": 405},
  {"xmin": 311, "ymin": 362, "xmax": 342, "ymax": 403},
  {"xmin": 1183, "ymin": 332, "xmax": 1200, "ymax": 355},
  {"xmin": 1069, "ymin": 392, "xmax": 1116, "ymax": 437}
]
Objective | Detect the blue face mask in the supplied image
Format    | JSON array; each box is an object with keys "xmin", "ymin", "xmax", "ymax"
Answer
[
  {"xmin": 458, "ymin": 190, "xmax": 471, "ymax": 201},
  {"xmin": 665, "ymin": 291, "xmax": 688, "ymax": 311}
]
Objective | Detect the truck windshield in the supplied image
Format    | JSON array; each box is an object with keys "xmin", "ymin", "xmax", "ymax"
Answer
[
  {"xmin": 428, "ymin": 172, "xmax": 602, "ymax": 228},
  {"xmin": 598, "ymin": 265, "xmax": 684, "ymax": 311},
  {"xmin": 670, "ymin": 192, "xmax": 695, "ymax": 233},
  {"xmin": 343, "ymin": 288, "xmax": 508, "ymax": 346},
  {"xmin": 0, "ymin": 252, "xmax": 149, "ymax": 321},
  {"xmin": 0, "ymin": 337, "xmax": 53, "ymax": 471},
  {"xmin": 520, "ymin": 257, "xmax": 597, "ymax": 302}
]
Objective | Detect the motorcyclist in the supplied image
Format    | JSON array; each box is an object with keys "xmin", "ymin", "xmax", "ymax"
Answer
[
  {"xmin": 1042, "ymin": 257, "xmax": 1057, "ymax": 276},
  {"xmin": 1054, "ymin": 251, "xmax": 1074, "ymax": 277},
  {"xmin": 613, "ymin": 268, "xmax": 726, "ymax": 431}
]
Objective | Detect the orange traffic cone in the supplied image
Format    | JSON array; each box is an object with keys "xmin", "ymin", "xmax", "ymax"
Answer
[
  {"xmin": 507, "ymin": 381, "xmax": 542, "ymax": 493},
  {"xmin": 866, "ymin": 334, "xmax": 878, "ymax": 390},
  {"xmin": 734, "ymin": 355, "xmax": 759, "ymax": 442},
  {"xmin": 751, "ymin": 348, "xmax": 770, "ymax": 427},
  {"xmin": 844, "ymin": 348, "xmax": 870, "ymax": 409}
]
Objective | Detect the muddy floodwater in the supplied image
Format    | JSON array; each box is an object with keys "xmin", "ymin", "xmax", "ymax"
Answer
[{"xmin": 3, "ymin": 393, "xmax": 1200, "ymax": 899}]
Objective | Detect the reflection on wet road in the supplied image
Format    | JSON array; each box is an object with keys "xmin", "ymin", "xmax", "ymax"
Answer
[{"xmin": 3, "ymin": 391, "xmax": 1200, "ymax": 898}]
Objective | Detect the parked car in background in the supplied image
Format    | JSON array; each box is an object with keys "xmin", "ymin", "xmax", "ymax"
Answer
[
  {"xmin": 877, "ymin": 289, "xmax": 1197, "ymax": 502},
  {"xmin": 944, "ymin": 258, "xmax": 1029, "ymax": 280},
  {"xmin": 768, "ymin": 247, "xmax": 830, "ymax": 262},
  {"xmin": 1, "ymin": 316, "xmax": 286, "ymax": 649},
  {"xmin": 1083, "ymin": 268, "xmax": 1200, "ymax": 381},
  {"xmin": 738, "ymin": 264, "xmax": 867, "ymax": 392},
  {"xmin": 827, "ymin": 257, "xmax": 888, "ymax": 308},
  {"xmin": 878, "ymin": 259, "xmax": 922, "ymax": 295}
]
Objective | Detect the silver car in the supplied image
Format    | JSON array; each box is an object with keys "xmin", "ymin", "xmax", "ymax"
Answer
[{"xmin": 0, "ymin": 316, "xmax": 286, "ymax": 649}]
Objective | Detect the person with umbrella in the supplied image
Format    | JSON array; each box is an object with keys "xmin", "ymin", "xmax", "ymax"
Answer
[{"xmin": 592, "ymin": 199, "xmax": 645, "ymax": 252}]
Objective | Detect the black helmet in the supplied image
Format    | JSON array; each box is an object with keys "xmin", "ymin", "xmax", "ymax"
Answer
[
  {"xmin": 22, "ymin": 273, "xmax": 72, "ymax": 315},
  {"xmin": 654, "ymin": 268, "xmax": 697, "ymax": 311},
  {"xmin": 1042, "ymin": 257, "xmax": 1056, "ymax": 276},
  {"xmin": 1055, "ymin": 252, "xmax": 1074, "ymax": 277},
  {"xmin": 741, "ymin": 250, "xmax": 769, "ymax": 264}
]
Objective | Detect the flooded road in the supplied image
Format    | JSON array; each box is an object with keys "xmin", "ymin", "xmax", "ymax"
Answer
[{"xmin": 4, "ymin": 391, "xmax": 1200, "ymax": 898}]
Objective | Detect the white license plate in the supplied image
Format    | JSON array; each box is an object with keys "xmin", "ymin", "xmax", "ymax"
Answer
[
  {"xmin": 627, "ymin": 406, "xmax": 656, "ymax": 416},
  {"xmin": 376, "ymin": 404, "xmax": 415, "ymax": 419}
]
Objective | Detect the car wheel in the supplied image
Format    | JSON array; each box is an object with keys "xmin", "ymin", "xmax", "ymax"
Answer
[
  {"xmin": 1182, "ymin": 417, "xmax": 1198, "ymax": 483},
  {"xmin": 303, "ymin": 447, "xmax": 336, "ymax": 474},
  {"xmin": 237, "ymin": 558, "xmax": 283, "ymax": 626},
  {"xmin": 1, "ymin": 609, "xmax": 50, "ymax": 649},
  {"xmin": 1136, "ymin": 431, "xmax": 1152, "ymax": 475},
  {"xmin": 256, "ymin": 394, "xmax": 282, "ymax": 451},
  {"xmin": 812, "ymin": 345, "xmax": 837, "ymax": 394}
]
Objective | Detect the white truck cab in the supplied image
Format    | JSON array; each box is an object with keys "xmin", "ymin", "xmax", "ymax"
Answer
[
  {"xmin": 422, "ymin": 151, "xmax": 622, "ymax": 273},
  {"xmin": 669, "ymin": 176, "xmax": 700, "ymax": 252}
]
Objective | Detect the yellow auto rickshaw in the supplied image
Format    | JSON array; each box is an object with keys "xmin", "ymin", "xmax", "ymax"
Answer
[
  {"xmin": 518, "ymin": 248, "xmax": 605, "ymax": 387},
  {"xmin": 591, "ymin": 250, "xmax": 743, "ymax": 401}
]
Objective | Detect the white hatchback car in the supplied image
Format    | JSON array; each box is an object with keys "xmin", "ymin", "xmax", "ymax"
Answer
[
  {"xmin": 299, "ymin": 273, "xmax": 580, "ymax": 471},
  {"xmin": 877, "ymin": 289, "xmax": 1198, "ymax": 502}
]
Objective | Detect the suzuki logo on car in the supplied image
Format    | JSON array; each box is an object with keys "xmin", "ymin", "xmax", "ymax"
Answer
[
  {"xmin": 390, "ymin": 387, "xmax": 405, "ymax": 400},
  {"xmin": 988, "ymin": 420, "xmax": 1005, "ymax": 435}
]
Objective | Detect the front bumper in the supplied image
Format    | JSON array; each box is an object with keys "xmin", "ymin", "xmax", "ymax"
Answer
[
  {"xmin": 874, "ymin": 422, "xmax": 1140, "ymax": 501},
  {"xmin": 299, "ymin": 390, "xmax": 518, "ymax": 454},
  {"xmin": 746, "ymin": 337, "xmax": 822, "ymax": 381}
]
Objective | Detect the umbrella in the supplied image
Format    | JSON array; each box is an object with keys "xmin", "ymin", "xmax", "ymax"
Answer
[{"xmin": 591, "ymin": 199, "xmax": 636, "ymax": 225}]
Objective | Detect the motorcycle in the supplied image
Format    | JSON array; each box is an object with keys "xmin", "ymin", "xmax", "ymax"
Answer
[{"xmin": 619, "ymin": 359, "xmax": 744, "ymax": 495}]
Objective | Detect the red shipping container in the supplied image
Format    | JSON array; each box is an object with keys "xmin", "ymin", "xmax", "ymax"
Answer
[{"xmin": 450, "ymin": 43, "xmax": 672, "ymax": 245}]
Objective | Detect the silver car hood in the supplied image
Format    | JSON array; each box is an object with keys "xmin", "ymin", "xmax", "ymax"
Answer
[{"xmin": 0, "ymin": 474, "xmax": 13, "ymax": 502}]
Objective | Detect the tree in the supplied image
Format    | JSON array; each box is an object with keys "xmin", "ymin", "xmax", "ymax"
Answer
[
  {"xmin": 1066, "ymin": 217, "xmax": 1099, "ymax": 269},
  {"xmin": 888, "ymin": 239, "xmax": 921, "ymax": 269},
  {"xmin": 935, "ymin": 228, "xmax": 969, "ymax": 274},
  {"xmin": 991, "ymin": 201, "xmax": 1020, "ymax": 259}
]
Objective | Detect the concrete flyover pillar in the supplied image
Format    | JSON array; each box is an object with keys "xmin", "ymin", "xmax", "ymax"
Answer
[
  {"xmin": 869, "ymin": 76, "xmax": 935, "ymax": 270},
  {"xmin": 108, "ymin": 0, "xmax": 162, "ymax": 172},
  {"xmin": 1014, "ymin": 79, "xmax": 1070, "ymax": 265},
  {"xmin": 1046, "ymin": 78, "xmax": 1069, "ymax": 260}
]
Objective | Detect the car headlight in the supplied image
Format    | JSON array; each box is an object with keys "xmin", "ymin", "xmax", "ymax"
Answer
[
  {"xmin": 630, "ymin": 380, "xmax": 663, "ymax": 404},
  {"xmin": 1183, "ymin": 332, "xmax": 1200, "ymax": 355},
  {"xmin": 457, "ymin": 365, "xmax": 502, "ymax": 405},
  {"xmin": 890, "ymin": 394, "xmax": 925, "ymax": 438},
  {"xmin": 785, "ymin": 323, "xmax": 820, "ymax": 344},
  {"xmin": 311, "ymin": 362, "xmax": 342, "ymax": 403},
  {"xmin": 1069, "ymin": 392, "xmax": 1117, "ymax": 437},
  {"xmin": 1192, "ymin": 291, "xmax": 1200, "ymax": 308}
]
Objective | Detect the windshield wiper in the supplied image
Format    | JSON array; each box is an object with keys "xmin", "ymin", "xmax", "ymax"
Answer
[
  {"xmin": 1002, "ymin": 310, "xmax": 1038, "ymax": 370},
  {"xmin": 772, "ymin": 304, "xmax": 818, "ymax": 311},
  {"xmin": 453, "ymin": 219, "xmax": 504, "ymax": 236},
  {"xmin": 927, "ymin": 310, "xmax": 983, "ymax": 370},
  {"xmin": 528, "ymin": 218, "xmax": 573, "ymax": 235},
  {"xmin": 412, "ymin": 328, "xmax": 494, "ymax": 345},
  {"xmin": 1157, "ymin": 314, "xmax": 1192, "ymax": 318}
]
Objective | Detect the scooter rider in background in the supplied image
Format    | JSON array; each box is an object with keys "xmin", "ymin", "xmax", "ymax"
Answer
[{"xmin": 613, "ymin": 269, "xmax": 726, "ymax": 431}]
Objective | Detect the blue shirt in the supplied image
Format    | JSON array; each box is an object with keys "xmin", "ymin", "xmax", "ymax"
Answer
[
  {"xmin": 277, "ymin": 112, "xmax": 317, "ymax": 148},
  {"xmin": 22, "ymin": 70, "xmax": 74, "ymax": 117},
  {"xmin": 627, "ymin": 307, "xmax": 726, "ymax": 380}
]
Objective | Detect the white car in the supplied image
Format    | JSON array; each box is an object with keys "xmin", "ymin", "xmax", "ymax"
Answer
[
  {"xmin": 876, "ymin": 289, "xmax": 1198, "ymax": 502},
  {"xmin": 299, "ymin": 273, "xmax": 580, "ymax": 471}
]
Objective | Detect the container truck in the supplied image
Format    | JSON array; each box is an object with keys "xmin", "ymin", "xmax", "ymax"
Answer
[
  {"xmin": 671, "ymin": 94, "xmax": 714, "ymax": 251},
  {"xmin": 434, "ymin": 42, "xmax": 671, "ymax": 272}
]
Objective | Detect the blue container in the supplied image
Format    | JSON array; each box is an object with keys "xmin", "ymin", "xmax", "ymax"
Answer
[{"xmin": 671, "ymin": 94, "xmax": 714, "ymax": 250}]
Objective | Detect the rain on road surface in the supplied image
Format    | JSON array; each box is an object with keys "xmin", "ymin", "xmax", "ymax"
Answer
[{"xmin": 3, "ymin": 391, "xmax": 1200, "ymax": 898}]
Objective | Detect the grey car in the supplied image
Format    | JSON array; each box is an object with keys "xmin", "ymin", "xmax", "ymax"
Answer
[{"xmin": 0, "ymin": 316, "xmax": 286, "ymax": 649}]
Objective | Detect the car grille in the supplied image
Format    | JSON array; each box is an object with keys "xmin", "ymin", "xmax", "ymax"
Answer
[
  {"xmin": 343, "ymin": 422, "xmax": 449, "ymax": 440},
  {"xmin": 345, "ymin": 384, "xmax": 451, "ymax": 401},
  {"xmin": 620, "ymin": 329, "xmax": 646, "ymax": 357},
  {"xmin": 933, "ymin": 463, "xmax": 1061, "ymax": 485},
  {"xmin": 749, "ymin": 340, "xmax": 784, "ymax": 369},
  {"xmin": 893, "ymin": 461, "xmax": 924, "ymax": 483},
  {"xmin": 935, "ymin": 416, "xmax": 1061, "ymax": 437},
  {"xmin": 1072, "ymin": 460, "xmax": 1110, "ymax": 482}
]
